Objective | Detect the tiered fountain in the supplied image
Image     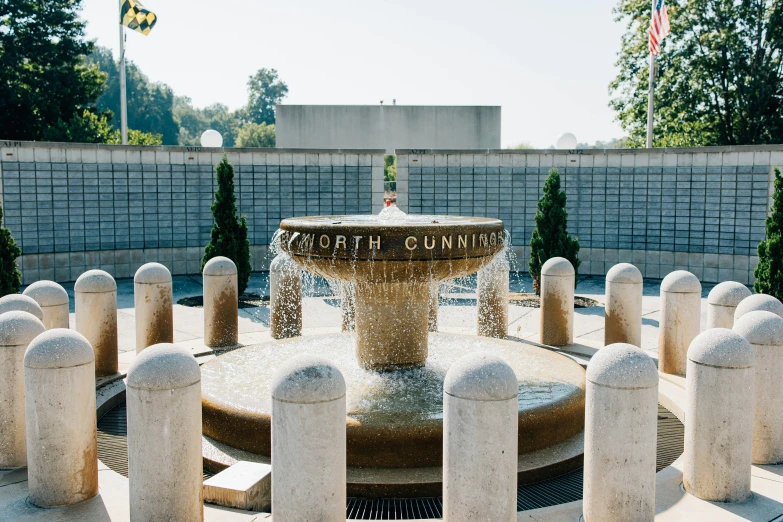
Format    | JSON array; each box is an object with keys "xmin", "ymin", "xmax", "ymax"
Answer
[{"xmin": 200, "ymin": 208, "xmax": 586, "ymax": 495}]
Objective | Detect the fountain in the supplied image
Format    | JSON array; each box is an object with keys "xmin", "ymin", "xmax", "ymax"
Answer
[{"xmin": 201, "ymin": 209, "xmax": 586, "ymax": 496}]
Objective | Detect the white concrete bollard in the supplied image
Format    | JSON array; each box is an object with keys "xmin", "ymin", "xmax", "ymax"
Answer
[
  {"xmin": 0, "ymin": 294, "xmax": 43, "ymax": 321},
  {"xmin": 540, "ymin": 257, "xmax": 575, "ymax": 346},
  {"xmin": 735, "ymin": 293, "xmax": 783, "ymax": 322},
  {"xmin": 203, "ymin": 257, "xmax": 238, "ymax": 348},
  {"xmin": 658, "ymin": 270, "xmax": 702, "ymax": 376},
  {"xmin": 0, "ymin": 312, "xmax": 45, "ymax": 469},
  {"xmin": 477, "ymin": 253, "xmax": 509, "ymax": 338},
  {"xmin": 271, "ymin": 356, "xmax": 346, "ymax": 521},
  {"xmin": 604, "ymin": 263, "xmax": 643, "ymax": 347},
  {"xmin": 733, "ymin": 311, "xmax": 783, "ymax": 464},
  {"xmin": 74, "ymin": 270, "xmax": 118, "ymax": 377},
  {"xmin": 684, "ymin": 329, "xmax": 754, "ymax": 502},
  {"xmin": 134, "ymin": 262, "xmax": 173, "ymax": 353},
  {"xmin": 428, "ymin": 282, "xmax": 439, "ymax": 332},
  {"xmin": 24, "ymin": 329, "xmax": 98, "ymax": 507},
  {"xmin": 707, "ymin": 281, "xmax": 752, "ymax": 329},
  {"xmin": 22, "ymin": 281, "xmax": 69, "ymax": 329},
  {"xmin": 127, "ymin": 343, "xmax": 203, "ymax": 521},
  {"xmin": 584, "ymin": 343, "xmax": 658, "ymax": 522},
  {"xmin": 443, "ymin": 352, "xmax": 518, "ymax": 522},
  {"xmin": 269, "ymin": 253, "xmax": 302, "ymax": 339}
]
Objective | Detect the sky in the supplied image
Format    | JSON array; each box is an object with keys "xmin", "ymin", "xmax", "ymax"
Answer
[{"xmin": 81, "ymin": 0, "xmax": 628, "ymax": 148}]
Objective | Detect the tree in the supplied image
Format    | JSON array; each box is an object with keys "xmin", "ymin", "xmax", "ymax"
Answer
[
  {"xmin": 42, "ymin": 109, "xmax": 162, "ymax": 145},
  {"xmin": 529, "ymin": 168, "xmax": 580, "ymax": 295},
  {"xmin": 383, "ymin": 155, "xmax": 397, "ymax": 182},
  {"xmin": 610, "ymin": 0, "xmax": 783, "ymax": 147},
  {"xmin": 88, "ymin": 47, "xmax": 179, "ymax": 145},
  {"xmin": 202, "ymin": 155, "xmax": 252, "ymax": 294},
  {"xmin": 0, "ymin": 203, "xmax": 23, "ymax": 297},
  {"xmin": 242, "ymin": 68, "xmax": 289, "ymax": 125},
  {"xmin": 755, "ymin": 167, "xmax": 783, "ymax": 298},
  {"xmin": 0, "ymin": 0, "xmax": 106, "ymax": 141},
  {"xmin": 236, "ymin": 122, "xmax": 276, "ymax": 148},
  {"xmin": 174, "ymin": 98, "xmax": 240, "ymax": 146}
]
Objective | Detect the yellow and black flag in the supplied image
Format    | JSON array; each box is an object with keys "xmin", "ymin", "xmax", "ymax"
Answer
[{"xmin": 120, "ymin": 0, "xmax": 157, "ymax": 36}]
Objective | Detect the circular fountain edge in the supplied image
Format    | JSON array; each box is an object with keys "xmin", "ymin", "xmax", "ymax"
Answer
[{"xmin": 202, "ymin": 428, "xmax": 584, "ymax": 498}]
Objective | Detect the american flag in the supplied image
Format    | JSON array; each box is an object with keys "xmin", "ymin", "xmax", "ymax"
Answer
[{"xmin": 648, "ymin": 0, "xmax": 671, "ymax": 55}]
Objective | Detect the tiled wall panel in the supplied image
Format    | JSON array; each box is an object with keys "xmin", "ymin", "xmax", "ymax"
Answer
[{"xmin": 398, "ymin": 148, "xmax": 782, "ymax": 284}]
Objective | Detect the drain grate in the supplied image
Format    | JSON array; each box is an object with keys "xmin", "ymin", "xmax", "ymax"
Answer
[{"xmin": 98, "ymin": 404, "xmax": 683, "ymax": 519}]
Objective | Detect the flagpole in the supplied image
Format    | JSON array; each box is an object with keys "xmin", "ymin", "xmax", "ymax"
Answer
[
  {"xmin": 646, "ymin": 0, "xmax": 655, "ymax": 149},
  {"xmin": 119, "ymin": 16, "xmax": 128, "ymax": 145}
]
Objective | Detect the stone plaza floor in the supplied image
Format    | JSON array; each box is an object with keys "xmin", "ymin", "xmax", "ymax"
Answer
[{"xmin": 6, "ymin": 272, "xmax": 783, "ymax": 522}]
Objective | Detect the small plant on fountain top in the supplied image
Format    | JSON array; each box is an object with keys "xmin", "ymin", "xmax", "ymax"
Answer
[
  {"xmin": 528, "ymin": 168, "xmax": 580, "ymax": 295},
  {"xmin": 755, "ymin": 167, "xmax": 783, "ymax": 299},
  {"xmin": 202, "ymin": 154, "xmax": 252, "ymax": 294},
  {"xmin": 0, "ymin": 202, "xmax": 23, "ymax": 297}
]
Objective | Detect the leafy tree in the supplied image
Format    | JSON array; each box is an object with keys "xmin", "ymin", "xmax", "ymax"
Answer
[
  {"xmin": 42, "ymin": 109, "xmax": 161, "ymax": 145},
  {"xmin": 529, "ymin": 168, "xmax": 580, "ymax": 294},
  {"xmin": 610, "ymin": 0, "xmax": 783, "ymax": 147},
  {"xmin": 241, "ymin": 68, "xmax": 289, "ymax": 125},
  {"xmin": 236, "ymin": 122, "xmax": 276, "ymax": 148},
  {"xmin": 0, "ymin": 0, "xmax": 106, "ymax": 141},
  {"xmin": 174, "ymin": 98, "xmax": 239, "ymax": 146},
  {"xmin": 202, "ymin": 155, "xmax": 252, "ymax": 294},
  {"xmin": 87, "ymin": 47, "xmax": 179, "ymax": 145},
  {"xmin": 755, "ymin": 167, "xmax": 783, "ymax": 298},
  {"xmin": 0, "ymin": 203, "xmax": 23, "ymax": 297},
  {"xmin": 383, "ymin": 155, "xmax": 397, "ymax": 182}
]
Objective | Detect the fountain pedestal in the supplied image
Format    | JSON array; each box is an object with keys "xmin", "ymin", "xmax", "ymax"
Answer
[{"xmin": 354, "ymin": 281, "xmax": 430, "ymax": 370}]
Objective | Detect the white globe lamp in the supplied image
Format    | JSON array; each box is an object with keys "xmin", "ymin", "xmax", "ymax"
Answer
[
  {"xmin": 200, "ymin": 129, "xmax": 223, "ymax": 148},
  {"xmin": 556, "ymin": 133, "xmax": 577, "ymax": 150}
]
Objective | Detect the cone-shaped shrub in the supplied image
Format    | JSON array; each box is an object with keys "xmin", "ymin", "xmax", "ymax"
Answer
[
  {"xmin": 528, "ymin": 168, "xmax": 580, "ymax": 294},
  {"xmin": 202, "ymin": 155, "xmax": 252, "ymax": 294},
  {"xmin": 0, "ymin": 202, "xmax": 23, "ymax": 296},
  {"xmin": 754, "ymin": 167, "xmax": 783, "ymax": 299}
]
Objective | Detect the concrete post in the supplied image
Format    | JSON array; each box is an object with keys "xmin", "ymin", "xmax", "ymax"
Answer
[
  {"xmin": 733, "ymin": 311, "xmax": 783, "ymax": 464},
  {"xmin": 203, "ymin": 257, "xmax": 238, "ymax": 348},
  {"xmin": 428, "ymin": 282, "xmax": 439, "ymax": 332},
  {"xmin": 0, "ymin": 294, "xmax": 43, "ymax": 321},
  {"xmin": 134, "ymin": 262, "xmax": 173, "ymax": 353},
  {"xmin": 270, "ymin": 253, "xmax": 302, "ymax": 339},
  {"xmin": 604, "ymin": 263, "xmax": 643, "ymax": 347},
  {"xmin": 24, "ymin": 329, "xmax": 98, "ymax": 507},
  {"xmin": 584, "ymin": 343, "xmax": 658, "ymax": 522},
  {"xmin": 74, "ymin": 270, "xmax": 118, "ymax": 377},
  {"xmin": 707, "ymin": 281, "xmax": 752, "ymax": 329},
  {"xmin": 0, "ymin": 312, "xmax": 45, "ymax": 469},
  {"xmin": 22, "ymin": 281, "xmax": 69, "ymax": 329},
  {"xmin": 658, "ymin": 270, "xmax": 702, "ymax": 375},
  {"xmin": 735, "ymin": 293, "xmax": 783, "ymax": 322},
  {"xmin": 684, "ymin": 329, "xmax": 755, "ymax": 502},
  {"xmin": 127, "ymin": 343, "xmax": 203, "ymax": 522},
  {"xmin": 477, "ymin": 253, "xmax": 509, "ymax": 338},
  {"xmin": 443, "ymin": 352, "xmax": 518, "ymax": 522},
  {"xmin": 271, "ymin": 356, "xmax": 346, "ymax": 521},
  {"xmin": 540, "ymin": 257, "xmax": 574, "ymax": 346}
]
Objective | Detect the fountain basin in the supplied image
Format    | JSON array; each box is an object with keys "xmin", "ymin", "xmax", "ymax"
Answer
[{"xmin": 202, "ymin": 332, "xmax": 586, "ymax": 469}]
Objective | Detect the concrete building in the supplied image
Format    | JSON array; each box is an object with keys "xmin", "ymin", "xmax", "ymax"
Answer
[{"xmin": 275, "ymin": 105, "xmax": 501, "ymax": 152}]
